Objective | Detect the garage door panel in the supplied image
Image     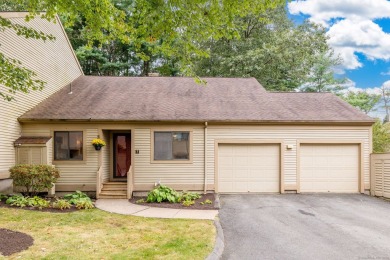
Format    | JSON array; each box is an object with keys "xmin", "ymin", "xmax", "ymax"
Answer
[
  {"xmin": 300, "ymin": 144, "xmax": 359, "ymax": 193},
  {"xmin": 218, "ymin": 144, "xmax": 280, "ymax": 193}
]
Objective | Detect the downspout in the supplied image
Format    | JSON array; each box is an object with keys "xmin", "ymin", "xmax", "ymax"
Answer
[{"xmin": 204, "ymin": 122, "xmax": 208, "ymax": 194}]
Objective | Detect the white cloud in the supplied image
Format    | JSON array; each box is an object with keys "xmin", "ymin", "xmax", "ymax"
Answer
[
  {"xmin": 288, "ymin": 0, "xmax": 390, "ymax": 71},
  {"xmin": 288, "ymin": 0, "xmax": 390, "ymax": 26},
  {"xmin": 381, "ymin": 68, "xmax": 390, "ymax": 75}
]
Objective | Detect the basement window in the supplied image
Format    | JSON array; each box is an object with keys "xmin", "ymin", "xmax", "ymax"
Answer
[
  {"xmin": 54, "ymin": 131, "xmax": 83, "ymax": 160},
  {"xmin": 153, "ymin": 131, "xmax": 190, "ymax": 161}
]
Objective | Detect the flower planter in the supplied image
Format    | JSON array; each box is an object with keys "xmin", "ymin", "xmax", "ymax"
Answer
[{"xmin": 94, "ymin": 145, "xmax": 102, "ymax": 151}]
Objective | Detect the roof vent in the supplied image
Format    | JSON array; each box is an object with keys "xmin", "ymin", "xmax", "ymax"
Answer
[
  {"xmin": 148, "ymin": 73, "xmax": 160, "ymax": 77},
  {"xmin": 68, "ymin": 83, "xmax": 73, "ymax": 94}
]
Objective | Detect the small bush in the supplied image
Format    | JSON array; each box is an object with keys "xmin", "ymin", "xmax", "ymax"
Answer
[
  {"xmin": 9, "ymin": 164, "xmax": 60, "ymax": 196},
  {"xmin": 75, "ymin": 200, "xmax": 94, "ymax": 209},
  {"xmin": 26, "ymin": 196, "xmax": 50, "ymax": 209},
  {"xmin": 146, "ymin": 185, "xmax": 181, "ymax": 203},
  {"xmin": 0, "ymin": 193, "xmax": 8, "ymax": 201},
  {"xmin": 52, "ymin": 199, "xmax": 72, "ymax": 210},
  {"xmin": 180, "ymin": 192, "xmax": 201, "ymax": 202},
  {"xmin": 136, "ymin": 198, "xmax": 145, "ymax": 204},
  {"xmin": 200, "ymin": 199, "xmax": 212, "ymax": 205},
  {"xmin": 64, "ymin": 191, "xmax": 91, "ymax": 204},
  {"xmin": 6, "ymin": 195, "xmax": 29, "ymax": 207},
  {"xmin": 64, "ymin": 191, "xmax": 94, "ymax": 209},
  {"xmin": 182, "ymin": 200, "xmax": 195, "ymax": 207}
]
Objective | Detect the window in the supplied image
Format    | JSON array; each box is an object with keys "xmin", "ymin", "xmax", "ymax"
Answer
[
  {"xmin": 54, "ymin": 131, "xmax": 83, "ymax": 160},
  {"xmin": 154, "ymin": 131, "xmax": 190, "ymax": 160}
]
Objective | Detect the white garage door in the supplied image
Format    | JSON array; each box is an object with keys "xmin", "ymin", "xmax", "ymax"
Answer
[
  {"xmin": 218, "ymin": 144, "xmax": 280, "ymax": 193},
  {"xmin": 300, "ymin": 144, "xmax": 359, "ymax": 193}
]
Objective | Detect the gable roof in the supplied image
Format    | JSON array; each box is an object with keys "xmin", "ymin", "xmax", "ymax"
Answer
[{"xmin": 19, "ymin": 76, "xmax": 375, "ymax": 124}]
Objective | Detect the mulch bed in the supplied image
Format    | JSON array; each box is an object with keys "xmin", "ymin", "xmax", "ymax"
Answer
[
  {"xmin": 130, "ymin": 193, "xmax": 218, "ymax": 210},
  {"xmin": 0, "ymin": 200, "xmax": 79, "ymax": 213},
  {"xmin": 0, "ymin": 228, "xmax": 34, "ymax": 256}
]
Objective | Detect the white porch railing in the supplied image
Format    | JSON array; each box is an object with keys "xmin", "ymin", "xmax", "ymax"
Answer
[
  {"xmin": 96, "ymin": 166, "xmax": 103, "ymax": 199},
  {"xmin": 127, "ymin": 165, "xmax": 133, "ymax": 199}
]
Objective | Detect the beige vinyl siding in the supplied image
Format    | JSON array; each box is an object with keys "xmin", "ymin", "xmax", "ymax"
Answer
[
  {"xmin": 207, "ymin": 125, "xmax": 371, "ymax": 190},
  {"xmin": 0, "ymin": 13, "xmax": 82, "ymax": 178},
  {"xmin": 134, "ymin": 127, "xmax": 204, "ymax": 190},
  {"xmin": 21, "ymin": 124, "xmax": 98, "ymax": 191}
]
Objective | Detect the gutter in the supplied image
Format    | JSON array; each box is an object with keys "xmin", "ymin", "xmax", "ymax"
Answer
[{"xmin": 204, "ymin": 121, "xmax": 208, "ymax": 194}]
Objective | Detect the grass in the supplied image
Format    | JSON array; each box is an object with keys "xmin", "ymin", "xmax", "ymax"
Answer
[{"xmin": 0, "ymin": 207, "xmax": 215, "ymax": 259}]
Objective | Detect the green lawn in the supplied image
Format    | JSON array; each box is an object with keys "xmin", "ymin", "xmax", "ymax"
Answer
[{"xmin": 0, "ymin": 207, "xmax": 215, "ymax": 259}]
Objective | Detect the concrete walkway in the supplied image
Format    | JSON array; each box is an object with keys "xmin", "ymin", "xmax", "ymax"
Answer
[{"xmin": 95, "ymin": 199, "xmax": 218, "ymax": 220}]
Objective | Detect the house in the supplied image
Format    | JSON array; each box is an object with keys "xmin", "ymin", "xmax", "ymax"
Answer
[
  {"xmin": 1, "ymin": 13, "xmax": 375, "ymax": 198},
  {"xmin": 0, "ymin": 12, "xmax": 83, "ymax": 192}
]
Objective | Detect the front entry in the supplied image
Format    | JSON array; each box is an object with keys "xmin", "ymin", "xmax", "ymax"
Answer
[{"xmin": 113, "ymin": 133, "xmax": 131, "ymax": 180}]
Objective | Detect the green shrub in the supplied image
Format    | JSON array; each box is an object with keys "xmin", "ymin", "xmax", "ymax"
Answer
[
  {"xmin": 52, "ymin": 199, "xmax": 72, "ymax": 210},
  {"xmin": 136, "ymin": 198, "xmax": 145, "ymax": 204},
  {"xmin": 146, "ymin": 185, "xmax": 181, "ymax": 203},
  {"xmin": 64, "ymin": 191, "xmax": 94, "ymax": 209},
  {"xmin": 0, "ymin": 193, "xmax": 8, "ymax": 201},
  {"xmin": 200, "ymin": 199, "xmax": 212, "ymax": 205},
  {"xmin": 75, "ymin": 200, "xmax": 94, "ymax": 210},
  {"xmin": 26, "ymin": 196, "xmax": 50, "ymax": 209},
  {"xmin": 6, "ymin": 195, "xmax": 29, "ymax": 207},
  {"xmin": 182, "ymin": 200, "xmax": 195, "ymax": 207},
  {"xmin": 9, "ymin": 164, "xmax": 60, "ymax": 196},
  {"xmin": 64, "ymin": 191, "xmax": 91, "ymax": 205},
  {"xmin": 180, "ymin": 192, "xmax": 201, "ymax": 202}
]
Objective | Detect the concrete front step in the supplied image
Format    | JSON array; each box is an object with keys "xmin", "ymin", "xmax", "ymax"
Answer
[
  {"xmin": 102, "ymin": 187, "xmax": 127, "ymax": 191},
  {"xmin": 99, "ymin": 195, "xmax": 127, "ymax": 199},
  {"xmin": 99, "ymin": 192, "xmax": 127, "ymax": 199}
]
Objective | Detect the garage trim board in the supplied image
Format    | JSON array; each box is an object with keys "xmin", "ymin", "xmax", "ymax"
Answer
[
  {"xmin": 297, "ymin": 140, "xmax": 364, "ymax": 193},
  {"xmin": 214, "ymin": 139, "xmax": 284, "ymax": 193}
]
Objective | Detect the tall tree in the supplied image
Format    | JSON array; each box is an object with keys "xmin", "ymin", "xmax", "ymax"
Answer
[
  {"xmin": 193, "ymin": 7, "xmax": 336, "ymax": 91},
  {"xmin": 299, "ymin": 51, "xmax": 345, "ymax": 93},
  {"xmin": 342, "ymin": 91, "xmax": 381, "ymax": 114},
  {"xmin": 0, "ymin": 0, "xmax": 284, "ymax": 100},
  {"xmin": 373, "ymin": 120, "xmax": 390, "ymax": 153},
  {"xmin": 381, "ymin": 84, "xmax": 390, "ymax": 122}
]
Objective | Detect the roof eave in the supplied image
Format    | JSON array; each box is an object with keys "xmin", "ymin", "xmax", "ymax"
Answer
[{"xmin": 18, "ymin": 118, "xmax": 376, "ymax": 126}]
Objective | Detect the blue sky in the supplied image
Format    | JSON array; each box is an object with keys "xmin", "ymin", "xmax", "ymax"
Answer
[{"xmin": 288, "ymin": 0, "xmax": 390, "ymax": 93}]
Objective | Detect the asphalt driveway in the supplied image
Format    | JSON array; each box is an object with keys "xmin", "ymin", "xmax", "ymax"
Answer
[{"xmin": 219, "ymin": 194, "xmax": 390, "ymax": 260}]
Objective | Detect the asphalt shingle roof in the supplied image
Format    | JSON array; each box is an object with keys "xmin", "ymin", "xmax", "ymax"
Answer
[{"xmin": 19, "ymin": 76, "xmax": 375, "ymax": 124}]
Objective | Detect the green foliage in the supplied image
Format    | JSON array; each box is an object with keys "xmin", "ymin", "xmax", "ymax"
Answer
[
  {"xmin": 1, "ymin": 0, "xmax": 284, "ymax": 98},
  {"xmin": 182, "ymin": 200, "xmax": 195, "ymax": 207},
  {"xmin": 9, "ymin": 164, "xmax": 60, "ymax": 196},
  {"xmin": 136, "ymin": 198, "xmax": 145, "ymax": 204},
  {"xmin": 342, "ymin": 91, "xmax": 381, "ymax": 114},
  {"xmin": 194, "ymin": 7, "xmax": 336, "ymax": 91},
  {"xmin": 6, "ymin": 195, "xmax": 29, "ymax": 207},
  {"xmin": 6, "ymin": 195, "xmax": 50, "ymax": 209},
  {"xmin": 180, "ymin": 192, "xmax": 201, "ymax": 202},
  {"xmin": 299, "ymin": 51, "xmax": 345, "ymax": 93},
  {"xmin": 52, "ymin": 199, "xmax": 72, "ymax": 210},
  {"xmin": 64, "ymin": 190, "xmax": 91, "ymax": 205},
  {"xmin": 64, "ymin": 191, "xmax": 94, "ymax": 209},
  {"xmin": 26, "ymin": 196, "xmax": 50, "ymax": 209},
  {"xmin": 75, "ymin": 200, "xmax": 94, "ymax": 210},
  {"xmin": 200, "ymin": 199, "xmax": 213, "ymax": 205},
  {"xmin": 0, "ymin": 52, "xmax": 45, "ymax": 101},
  {"xmin": 0, "ymin": 193, "xmax": 8, "ymax": 202},
  {"xmin": 373, "ymin": 120, "xmax": 390, "ymax": 153},
  {"xmin": 146, "ymin": 185, "xmax": 181, "ymax": 203}
]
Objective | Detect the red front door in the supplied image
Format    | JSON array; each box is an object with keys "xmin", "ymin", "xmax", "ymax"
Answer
[{"xmin": 113, "ymin": 133, "xmax": 131, "ymax": 179}]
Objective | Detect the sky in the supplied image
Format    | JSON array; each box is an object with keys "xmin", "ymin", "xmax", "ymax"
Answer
[{"xmin": 287, "ymin": 0, "xmax": 390, "ymax": 117}]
